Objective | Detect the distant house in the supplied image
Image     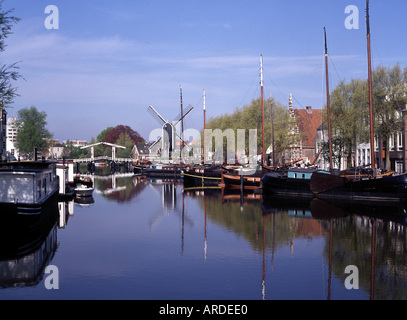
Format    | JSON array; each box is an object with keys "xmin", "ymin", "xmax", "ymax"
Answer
[
  {"xmin": 6, "ymin": 117, "xmax": 20, "ymax": 160},
  {"xmin": 63, "ymin": 139, "xmax": 87, "ymax": 148},
  {"xmin": 293, "ymin": 106, "xmax": 323, "ymax": 163},
  {"xmin": 133, "ymin": 143, "xmax": 152, "ymax": 162},
  {"xmin": 44, "ymin": 140, "xmax": 64, "ymax": 159}
]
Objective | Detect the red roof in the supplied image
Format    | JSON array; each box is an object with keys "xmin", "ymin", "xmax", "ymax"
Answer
[{"xmin": 293, "ymin": 107, "xmax": 323, "ymax": 147}]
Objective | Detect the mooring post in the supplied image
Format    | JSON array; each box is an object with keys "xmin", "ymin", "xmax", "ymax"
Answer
[
  {"xmin": 240, "ymin": 167, "xmax": 244, "ymax": 210},
  {"xmin": 240, "ymin": 167, "xmax": 244, "ymax": 195}
]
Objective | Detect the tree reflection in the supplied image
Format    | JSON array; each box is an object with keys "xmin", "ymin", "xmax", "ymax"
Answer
[{"xmin": 184, "ymin": 189, "xmax": 407, "ymax": 299}]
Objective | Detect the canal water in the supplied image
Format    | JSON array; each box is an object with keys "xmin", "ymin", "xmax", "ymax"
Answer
[{"xmin": 1, "ymin": 170, "xmax": 407, "ymax": 300}]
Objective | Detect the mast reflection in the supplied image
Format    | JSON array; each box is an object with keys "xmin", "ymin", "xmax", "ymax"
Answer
[{"xmin": 182, "ymin": 189, "xmax": 407, "ymax": 300}]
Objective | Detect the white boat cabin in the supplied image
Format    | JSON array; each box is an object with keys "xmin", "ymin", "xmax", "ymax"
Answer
[{"xmin": 0, "ymin": 161, "xmax": 59, "ymax": 214}]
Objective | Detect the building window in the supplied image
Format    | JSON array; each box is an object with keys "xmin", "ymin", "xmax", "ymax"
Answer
[
  {"xmin": 398, "ymin": 132, "xmax": 403, "ymax": 151},
  {"xmin": 396, "ymin": 161, "xmax": 403, "ymax": 174},
  {"xmin": 374, "ymin": 136, "xmax": 378, "ymax": 151},
  {"xmin": 390, "ymin": 134, "xmax": 395, "ymax": 151}
]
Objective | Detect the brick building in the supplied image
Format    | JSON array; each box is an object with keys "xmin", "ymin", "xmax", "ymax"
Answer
[{"xmin": 286, "ymin": 94, "xmax": 323, "ymax": 165}]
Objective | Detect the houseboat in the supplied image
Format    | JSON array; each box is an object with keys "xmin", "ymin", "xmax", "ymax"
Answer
[{"xmin": 0, "ymin": 160, "xmax": 59, "ymax": 215}]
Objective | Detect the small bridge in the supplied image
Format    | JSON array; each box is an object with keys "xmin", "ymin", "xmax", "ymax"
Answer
[
  {"xmin": 73, "ymin": 142, "xmax": 132, "ymax": 163},
  {"xmin": 73, "ymin": 156, "xmax": 133, "ymax": 163}
]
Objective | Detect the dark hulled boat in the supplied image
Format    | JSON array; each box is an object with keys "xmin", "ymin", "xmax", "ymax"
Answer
[
  {"xmin": 310, "ymin": 171, "xmax": 407, "ymax": 203},
  {"xmin": 262, "ymin": 167, "xmax": 324, "ymax": 198},
  {"xmin": 221, "ymin": 55, "xmax": 267, "ymax": 192},
  {"xmin": 308, "ymin": 1, "xmax": 407, "ymax": 203},
  {"xmin": 182, "ymin": 165, "xmax": 222, "ymax": 187},
  {"xmin": 145, "ymin": 164, "xmax": 184, "ymax": 178}
]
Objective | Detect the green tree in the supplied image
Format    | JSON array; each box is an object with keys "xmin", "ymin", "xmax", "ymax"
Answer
[
  {"xmin": 62, "ymin": 140, "xmax": 89, "ymax": 159},
  {"xmin": 325, "ymin": 78, "xmax": 369, "ymax": 168},
  {"xmin": 116, "ymin": 132, "xmax": 134, "ymax": 158},
  {"xmin": 205, "ymin": 97, "xmax": 296, "ymax": 164},
  {"xmin": 324, "ymin": 64, "xmax": 407, "ymax": 171},
  {"xmin": 15, "ymin": 106, "xmax": 52, "ymax": 159},
  {"xmin": 0, "ymin": 2, "xmax": 22, "ymax": 107},
  {"xmin": 95, "ymin": 126, "xmax": 113, "ymax": 156},
  {"xmin": 373, "ymin": 64, "xmax": 407, "ymax": 171}
]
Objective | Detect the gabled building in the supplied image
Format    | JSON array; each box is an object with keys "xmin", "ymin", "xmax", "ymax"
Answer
[
  {"xmin": 286, "ymin": 94, "xmax": 323, "ymax": 165},
  {"xmin": 356, "ymin": 108, "xmax": 407, "ymax": 174},
  {"xmin": 133, "ymin": 143, "xmax": 152, "ymax": 163},
  {"xmin": 43, "ymin": 139, "xmax": 64, "ymax": 159}
]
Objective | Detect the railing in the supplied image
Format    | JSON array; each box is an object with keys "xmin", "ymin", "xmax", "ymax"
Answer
[{"xmin": 73, "ymin": 156, "xmax": 134, "ymax": 163}]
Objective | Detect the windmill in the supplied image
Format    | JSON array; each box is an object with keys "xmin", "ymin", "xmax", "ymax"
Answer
[{"xmin": 148, "ymin": 104, "xmax": 194, "ymax": 159}]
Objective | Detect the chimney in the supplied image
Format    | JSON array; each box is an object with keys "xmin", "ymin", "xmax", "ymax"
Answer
[{"xmin": 306, "ymin": 106, "xmax": 312, "ymax": 114}]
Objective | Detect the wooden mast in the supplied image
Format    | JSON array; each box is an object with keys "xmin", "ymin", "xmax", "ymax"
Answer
[
  {"xmin": 203, "ymin": 89, "xmax": 206, "ymax": 164},
  {"xmin": 366, "ymin": 0, "xmax": 376, "ymax": 177},
  {"xmin": 260, "ymin": 55, "xmax": 265, "ymax": 165},
  {"xmin": 180, "ymin": 85, "xmax": 184, "ymax": 147},
  {"xmin": 270, "ymin": 92, "xmax": 275, "ymax": 166},
  {"xmin": 324, "ymin": 27, "xmax": 334, "ymax": 173}
]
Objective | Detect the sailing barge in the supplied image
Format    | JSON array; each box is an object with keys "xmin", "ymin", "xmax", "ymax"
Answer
[
  {"xmin": 262, "ymin": 167, "xmax": 325, "ymax": 198},
  {"xmin": 307, "ymin": 1, "xmax": 407, "ymax": 203},
  {"xmin": 145, "ymin": 164, "xmax": 184, "ymax": 178},
  {"xmin": 182, "ymin": 165, "xmax": 222, "ymax": 187},
  {"xmin": 221, "ymin": 167, "xmax": 263, "ymax": 191}
]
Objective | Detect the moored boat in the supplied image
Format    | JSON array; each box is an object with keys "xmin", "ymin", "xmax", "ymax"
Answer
[
  {"xmin": 221, "ymin": 167, "xmax": 263, "ymax": 191},
  {"xmin": 145, "ymin": 164, "xmax": 184, "ymax": 178},
  {"xmin": 182, "ymin": 164, "xmax": 222, "ymax": 187},
  {"xmin": 309, "ymin": 2, "xmax": 407, "ymax": 203},
  {"xmin": 0, "ymin": 160, "xmax": 59, "ymax": 215},
  {"xmin": 262, "ymin": 167, "xmax": 327, "ymax": 198},
  {"xmin": 74, "ymin": 174, "xmax": 93, "ymax": 187},
  {"xmin": 75, "ymin": 184, "xmax": 94, "ymax": 197},
  {"xmin": 310, "ymin": 170, "xmax": 407, "ymax": 203}
]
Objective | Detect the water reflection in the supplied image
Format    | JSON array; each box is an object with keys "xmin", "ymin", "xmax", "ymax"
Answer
[
  {"xmin": 58, "ymin": 198, "xmax": 74, "ymax": 228},
  {"xmin": 1, "ymin": 172, "xmax": 406, "ymax": 299},
  {"xmin": 0, "ymin": 200, "xmax": 62, "ymax": 288},
  {"xmin": 183, "ymin": 188, "xmax": 407, "ymax": 300},
  {"xmin": 92, "ymin": 173, "xmax": 146, "ymax": 203}
]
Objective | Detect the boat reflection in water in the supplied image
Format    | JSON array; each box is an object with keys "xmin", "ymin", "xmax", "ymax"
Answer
[
  {"xmin": 0, "ymin": 198, "xmax": 62, "ymax": 288},
  {"xmin": 183, "ymin": 186, "xmax": 407, "ymax": 299},
  {"xmin": 1, "ymin": 169, "xmax": 406, "ymax": 299},
  {"xmin": 263, "ymin": 194, "xmax": 407, "ymax": 300}
]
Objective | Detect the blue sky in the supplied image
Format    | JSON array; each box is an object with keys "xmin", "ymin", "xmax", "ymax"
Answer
[{"xmin": 2, "ymin": 0, "xmax": 407, "ymax": 142}]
